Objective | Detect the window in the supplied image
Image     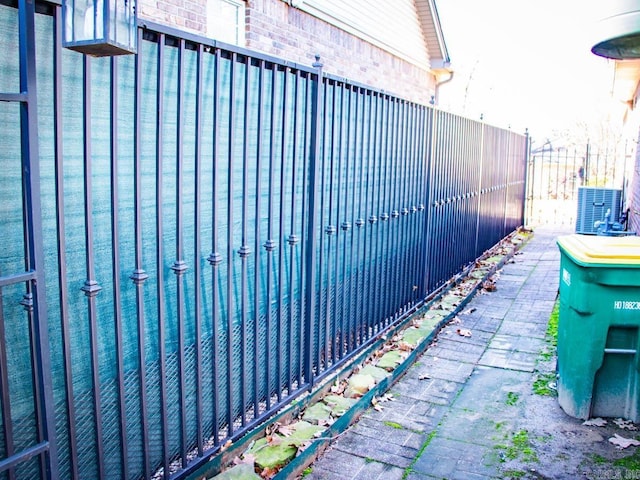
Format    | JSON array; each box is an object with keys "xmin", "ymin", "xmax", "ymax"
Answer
[{"xmin": 207, "ymin": 0, "xmax": 245, "ymax": 46}]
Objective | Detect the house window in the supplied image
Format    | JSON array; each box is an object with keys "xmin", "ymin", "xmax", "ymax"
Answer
[{"xmin": 207, "ymin": 0, "xmax": 245, "ymax": 46}]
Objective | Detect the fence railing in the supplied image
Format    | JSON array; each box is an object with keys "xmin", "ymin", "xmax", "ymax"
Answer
[
  {"xmin": 0, "ymin": 1, "xmax": 527, "ymax": 478},
  {"xmin": 525, "ymin": 140, "xmax": 636, "ymax": 227}
]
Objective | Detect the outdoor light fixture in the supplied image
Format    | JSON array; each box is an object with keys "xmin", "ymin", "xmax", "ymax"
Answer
[
  {"xmin": 63, "ymin": 0, "xmax": 137, "ymax": 56},
  {"xmin": 591, "ymin": 0, "xmax": 640, "ymax": 59}
]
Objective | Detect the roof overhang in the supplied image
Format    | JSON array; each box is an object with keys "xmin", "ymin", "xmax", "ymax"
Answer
[
  {"xmin": 415, "ymin": 0, "xmax": 451, "ymax": 73},
  {"xmin": 613, "ymin": 59, "xmax": 640, "ymax": 107}
]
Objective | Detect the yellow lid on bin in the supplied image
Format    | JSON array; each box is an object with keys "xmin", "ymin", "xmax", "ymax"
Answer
[{"xmin": 557, "ymin": 234, "xmax": 640, "ymax": 266}]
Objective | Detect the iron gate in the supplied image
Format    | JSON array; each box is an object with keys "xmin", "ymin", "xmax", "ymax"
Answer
[{"xmin": 525, "ymin": 140, "xmax": 636, "ymax": 227}]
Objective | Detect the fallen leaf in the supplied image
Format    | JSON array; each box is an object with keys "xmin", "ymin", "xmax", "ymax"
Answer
[
  {"xmin": 233, "ymin": 453, "xmax": 256, "ymax": 465},
  {"xmin": 461, "ymin": 307, "xmax": 477, "ymax": 315},
  {"xmin": 583, "ymin": 418, "xmax": 607, "ymax": 427},
  {"xmin": 373, "ymin": 404, "xmax": 384, "ymax": 412},
  {"xmin": 277, "ymin": 424, "xmax": 294, "ymax": 437},
  {"xmin": 221, "ymin": 439, "xmax": 233, "ymax": 451},
  {"xmin": 418, "ymin": 374, "xmax": 430, "ymax": 380},
  {"xmin": 456, "ymin": 328, "xmax": 472, "ymax": 337},
  {"xmin": 614, "ymin": 418, "xmax": 638, "ymax": 431},
  {"xmin": 260, "ymin": 466, "xmax": 279, "ymax": 479},
  {"xmin": 609, "ymin": 434, "xmax": 640, "ymax": 449},
  {"xmin": 483, "ymin": 280, "xmax": 497, "ymax": 292},
  {"xmin": 330, "ymin": 382, "xmax": 345, "ymax": 394}
]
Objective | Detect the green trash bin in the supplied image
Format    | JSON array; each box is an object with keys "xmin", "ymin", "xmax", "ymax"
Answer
[{"xmin": 556, "ymin": 234, "xmax": 640, "ymax": 421}]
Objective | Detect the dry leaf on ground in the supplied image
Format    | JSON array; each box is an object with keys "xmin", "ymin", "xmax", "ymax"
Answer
[
  {"xmin": 583, "ymin": 418, "xmax": 607, "ymax": 427},
  {"xmin": 609, "ymin": 434, "xmax": 640, "ymax": 449},
  {"xmin": 457, "ymin": 328, "xmax": 472, "ymax": 337},
  {"xmin": 614, "ymin": 418, "xmax": 638, "ymax": 431}
]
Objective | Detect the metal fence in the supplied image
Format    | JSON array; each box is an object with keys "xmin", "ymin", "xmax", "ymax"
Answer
[
  {"xmin": 0, "ymin": 1, "xmax": 527, "ymax": 478},
  {"xmin": 525, "ymin": 140, "xmax": 636, "ymax": 227}
]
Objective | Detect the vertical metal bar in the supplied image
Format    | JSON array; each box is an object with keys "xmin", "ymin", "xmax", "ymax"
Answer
[
  {"xmin": 333, "ymin": 82, "xmax": 343, "ymax": 359},
  {"xmin": 131, "ymin": 26, "xmax": 150, "ymax": 480},
  {"xmin": 406, "ymin": 104, "xmax": 419, "ymax": 305},
  {"xmin": 253, "ymin": 60, "xmax": 265, "ymax": 418},
  {"xmin": 397, "ymin": 100, "xmax": 409, "ymax": 310},
  {"xmin": 379, "ymin": 95, "xmax": 392, "ymax": 322},
  {"xmin": 388, "ymin": 98, "xmax": 401, "ymax": 318},
  {"xmin": 298, "ymin": 72, "xmax": 311, "ymax": 382},
  {"xmin": 109, "ymin": 55, "xmax": 128, "ymax": 480},
  {"xmin": 154, "ymin": 33, "xmax": 170, "ymax": 478},
  {"xmin": 172, "ymin": 39, "xmax": 189, "ymax": 468},
  {"xmin": 80, "ymin": 55, "xmax": 105, "ymax": 480},
  {"xmin": 474, "ymin": 119, "xmax": 486, "ymax": 258},
  {"xmin": 18, "ymin": 0, "xmax": 58, "ymax": 476},
  {"xmin": 369, "ymin": 93, "xmax": 381, "ymax": 331},
  {"xmin": 415, "ymin": 106, "xmax": 428, "ymax": 298},
  {"xmin": 239, "ymin": 55, "xmax": 251, "ymax": 426},
  {"xmin": 265, "ymin": 65, "xmax": 277, "ymax": 408},
  {"xmin": 226, "ymin": 52, "xmax": 237, "ymax": 436},
  {"xmin": 345, "ymin": 86, "xmax": 356, "ymax": 352},
  {"xmin": 0, "ymin": 304, "xmax": 15, "ymax": 480},
  {"xmin": 521, "ymin": 131, "xmax": 529, "ymax": 227},
  {"xmin": 207, "ymin": 48, "xmax": 222, "ymax": 448},
  {"xmin": 194, "ymin": 42, "xmax": 204, "ymax": 458},
  {"xmin": 317, "ymin": 80, "xmax": 327, "ymax": 372},
  {"xmin": 53, "ymin": 5, "xmax": 79, "ymax": 478},
  {"xmin": 287, "ymin": 71, "xmax": 300, "ymax": 386},
  {"xmin": 303, "ymin": 56, "xmax": 323, "ymax": 388},
  {"xmin": 354, "ymin": 89, "xmax": 366, "ymax": 343},
  {"xmin": 423, "ymin": 106, "xmax": 436, "ymax": 293},
  {"xmin": 277, "ymin": 68, "xmax": 289, "ymax": 393},
  {"xmin": 337, "ymin": 83, "xmax": 348, "ymax": 358}
]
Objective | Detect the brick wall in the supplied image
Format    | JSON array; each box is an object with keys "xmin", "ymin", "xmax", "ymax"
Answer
[
  {"xmin": 138, "ymin": 0, "xmax": 208, "ymax": 35},
  {"xmin": 245, "ymin": 0, "xmax": 436, "ymax": 105},
  {"xmin": 138, "ymin": 0, "xmax": 437, "ymax": 106}
]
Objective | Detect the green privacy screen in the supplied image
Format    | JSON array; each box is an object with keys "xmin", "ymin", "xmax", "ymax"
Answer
[{"xmin": 0, "ymin": 3, "xmax": 527, "ymax": 479}]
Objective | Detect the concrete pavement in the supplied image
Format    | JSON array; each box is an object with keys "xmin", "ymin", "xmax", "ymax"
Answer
[{"xmin": 305, "ymin": 225, "xmax": 640, "ymax": 480}]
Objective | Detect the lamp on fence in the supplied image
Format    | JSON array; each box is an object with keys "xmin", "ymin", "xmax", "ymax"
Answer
[{"xmin": 63, "ymin": 0, "xmax": 137, "ymax": 56}]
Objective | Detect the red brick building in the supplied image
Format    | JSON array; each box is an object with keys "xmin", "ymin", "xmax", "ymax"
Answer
[{"xmin": 138, "ymin": 0, "xmax": 452, "ymax": 106}]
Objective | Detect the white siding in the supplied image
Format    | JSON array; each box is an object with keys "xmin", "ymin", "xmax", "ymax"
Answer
[{"xmin": 297, "ymin": 0, "xmax": 431, "ymax": 68}]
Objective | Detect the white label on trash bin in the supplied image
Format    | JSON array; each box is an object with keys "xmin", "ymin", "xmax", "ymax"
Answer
[
  {"xmin": 613, "ymin": 301, "xmax": 640, "ymax": 310},
  {"xmin": 562, "ymin": 268, "xmax": 571, "ymax": 286}
]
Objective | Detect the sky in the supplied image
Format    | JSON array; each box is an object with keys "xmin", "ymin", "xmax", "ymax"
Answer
[{"xmin": 435, "ymin": 0, "xmax": 618, "ymax": 143}]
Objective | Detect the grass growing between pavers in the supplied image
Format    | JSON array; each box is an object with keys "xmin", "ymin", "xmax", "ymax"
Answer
[
  {"xmin": 495, "ymin": 429, "xmax": 539, "ymax": 464},
  {"xmin": 538, "ymin": 299, "xmax": 559, "ymax": 362},
  {"xmin": 532, "ymin": 297, "xmax": 559, "ymax": 397},
  {"xmin": 402, "ymin": 429, "xmax": 438, "ymax": 479}
]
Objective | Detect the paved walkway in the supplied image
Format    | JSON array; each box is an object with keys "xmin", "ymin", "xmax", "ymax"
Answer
[{"xmin": 305, "ymin": 225, "xmax": 633, "ymax": 480}]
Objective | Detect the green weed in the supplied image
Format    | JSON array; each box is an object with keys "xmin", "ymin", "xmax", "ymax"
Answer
[
  {"xmin": 496, "ymin": 429, "xmax": 538, "ymax": 463},
  {"xmin": 546, "ymin": 300, "xmax": 559, "ymax": 346},
  {"xmin": 505, "ymin": 392, "xmax": 520, "ymax": 406},
  {"xmin": 533, "ymin": 372, "xmax": 557, "ymax": 396},
  {"xmin": 384, "ymin": 421, "xmax": 404, "ymax": 430}
]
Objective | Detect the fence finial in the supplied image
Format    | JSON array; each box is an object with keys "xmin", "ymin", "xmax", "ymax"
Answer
[{"xmin": 313, "ymin": 54, "xmax": 323, "ymax": 69}]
